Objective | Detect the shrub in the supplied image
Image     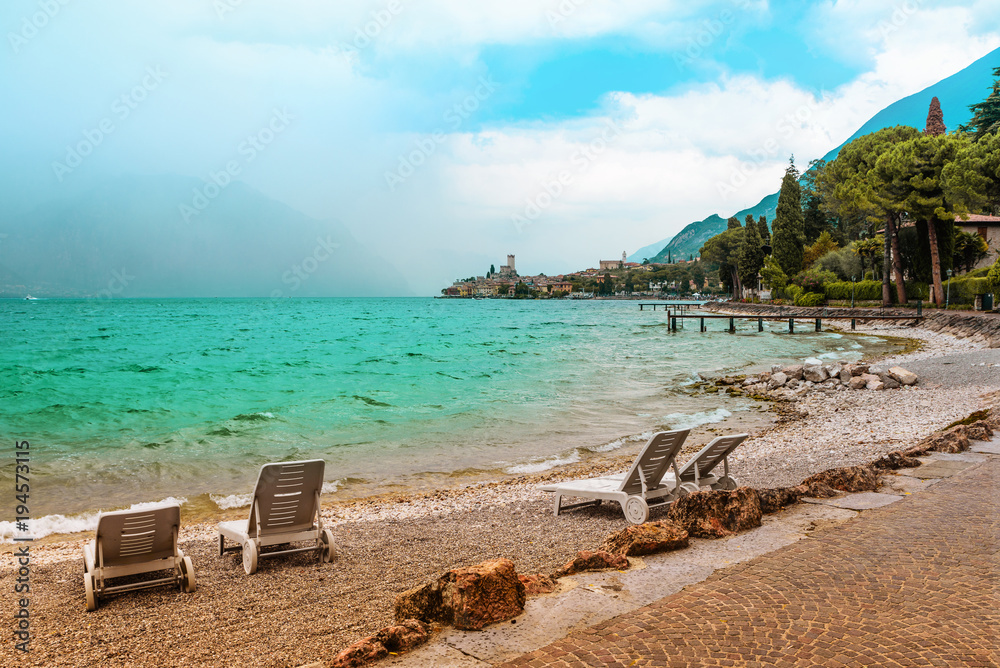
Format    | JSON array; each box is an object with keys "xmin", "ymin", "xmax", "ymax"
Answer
[
  {"xmin": 824, "ymin": 279, "xmax": 882, "ymax": 301},
  {"xmin": 814, "ymin": 246, "xmax": 862, "ymax": 281},
  {"xmin": 795, "ymin": 292, "xmax": 826, "ymax": 307},
  {"xmin": 792, "ymin": 267, "xmax": 838, "ymax": 294},
  {"xmin": 944, "ymin": 276, "xmax": 991, "ymax": 305},
  {"xmin": 780, "ymin": 284, "xmax": 803, "ymax": 302}
]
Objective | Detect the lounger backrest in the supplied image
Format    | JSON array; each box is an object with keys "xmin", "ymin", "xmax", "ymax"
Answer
[
  {"xmin": 248, "ymin": 459, "xmax": 325, "ymax": 538},
  {"xmin": 619, "ymin": 429, "xmax": 690, "ymax": 495},
  {"xmin": 96, "ymin": 504, "xmax": 179, "ymax": 567},
  {"xmin": 676, "ymin": 434, "xmax": 748, "ymax": 482}
]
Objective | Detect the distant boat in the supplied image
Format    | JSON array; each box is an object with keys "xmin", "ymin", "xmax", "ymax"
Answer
[{"xmin": 25, "ymin": 295, "xmax": 38, "ymax": 300}]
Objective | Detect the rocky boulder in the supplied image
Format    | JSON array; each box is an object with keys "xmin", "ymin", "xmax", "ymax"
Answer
[
  {"xmin": 551, "ymin": 550, "xmax": 628, "ymax": 578},
  {"xmin": 757, "ymin": 485, "xmax": 808, "ymax": 514},
  {"xmin": 801, "ymin": 466, "xmax": 880, "ymax": 493},
  {"xmin": 395, "ymin": 558, "xmax": 526, "ymax": 631},
  {"xmin": 965, "ymin": 420, "xmax": 994, "ymax": 441},
  {"xmin": 803, "ymin": 364, "xmax": 828, "ymax": 383},
  {"xmin": 851, "ymin": 364, "xmax": 870, "ymax": 376},
  {"xmin": 330, "ymin": 619, "xmax": 431, "ymax": 668},
  {"xmin": 783, "ymin": 364, "xmax": 804, "ymax": 380},
  {"xmin": 839, "ymin": 368, "xmax": 853, "ymax": 384},
  {"xmin": 869, "ymin": 451, "xmax": 922, "ymax": 470},
  {"xmin": 600, "ymin": 521, "xmax": 689, "ymax": 556},
  {"xmin": 878, "ymin": 373, "xmax": 901, "ymax": 389},
  {"xmin": 518, "ymin": 573, "xmax": 556, "ymax": 596},
  {"xmin": 887, "ymin": 366, "xmax": 918, "ymax": 386},
  {"xmin": 666, "ymin": 488, "xmax": 762, "ymax": 538},
  {"xmin": 848, "ymin": 375, "xmax": 868, "ymax": 390},
  {"xmin": 913, "ymin": 425, "xmax": 971, "ymax": 454},
  {"xmin": 768, "ymin": 371, "xmax": 788, "ymax": 389}
]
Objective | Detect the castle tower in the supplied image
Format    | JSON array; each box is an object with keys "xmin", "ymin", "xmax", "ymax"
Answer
[
  {"xmin": 622, "ymin": 251, "xmax": 626, "ymax": 263},
  {"xmin": 507, "ymin": 254, "xmax": 515, "ymax": 272}
]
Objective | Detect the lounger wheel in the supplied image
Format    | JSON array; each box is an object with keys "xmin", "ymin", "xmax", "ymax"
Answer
[
  {"xmin": 320, "ymin": 529, "xmax": 335, "ymax": 563},
  {"xmin": 84, "ymin": 573, "xmax": 97, "ymax": 612},
  {"xmin": 180, "ymin": 556, "xmax": 197, "ymax": 593},
  {"xmin": 243, "ymin": 540, "xmax": 258, "ymax": 575},
  {"xmin": 714, "ymin": 475, "xmax": 739, "ymax": 490},
  {"xmin": 680, "ymin": 482, "xmax": 701, "ymax": 495},
  {"xmin": 624, "ymin": 496, "xmax": 649, "ymax": 525}
]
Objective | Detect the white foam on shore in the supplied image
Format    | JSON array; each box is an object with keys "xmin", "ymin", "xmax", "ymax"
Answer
[
  {"xmin": 0, "ymin": 496, "xmax": 188, "ymax": 543},
  {"xmin": 504, "ymin": 450, "xmax": 581, "ymax": 474},
  {"xmin": 209, "ymin": 481, "xmax": 341, "ymax": 510},
  {"xmin": 588, "ymin": 431, "xmax": 652, "ymax": 453},
  {"xmin": 662, "ymin": 407, "xmax": 732, "ymax": 431}
]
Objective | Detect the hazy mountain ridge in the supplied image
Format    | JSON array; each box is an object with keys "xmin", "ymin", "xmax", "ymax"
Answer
[
  {"xmin": 634, "ymin": 47, "xmax": 999, "ymax": 263},
  {"xmin": 0, "ymin": 175, "xmax": 412, "ymax": 298}
]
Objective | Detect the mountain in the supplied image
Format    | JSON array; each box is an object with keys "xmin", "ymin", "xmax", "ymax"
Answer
[
  {"xmin": 628, "ymin": 236, "xmax": 674, "ymax": 263},
  {"xmin": 635, "ymin": 47, "xmax": 1000, "ymax": 263},
  {"xmin": 649, "ymin": 192, "xmax": 778, "ymax": 262},
  {"xmin": 0, "ymin": 174, "xmax": 412, "ymax": 298}
]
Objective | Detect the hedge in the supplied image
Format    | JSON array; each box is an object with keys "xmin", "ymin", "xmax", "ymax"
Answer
[
  {"xmin": 795, "ymin": 292, "xmax": 826, "ymax": 307},
  {"xmin": 943, "ymin": 276, "xmax": 992, "ymax": 305},
  {"xmin": 824, "ymin": 280, "xmax": 930, "ymax": 303}
]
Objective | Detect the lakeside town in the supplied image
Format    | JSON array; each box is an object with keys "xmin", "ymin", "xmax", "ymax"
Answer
[{"xmin": 441, "ymin": 252, "xmax": 712, "ymax": 299}]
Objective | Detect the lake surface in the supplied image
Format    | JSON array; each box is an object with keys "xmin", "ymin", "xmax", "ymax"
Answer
[{"xmin": 0, "ymin": 297, "xmax": 896, "ymax": 539}]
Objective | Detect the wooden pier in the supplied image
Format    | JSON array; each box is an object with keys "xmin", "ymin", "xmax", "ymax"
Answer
[
  {"xmin": 637, "ymin": 302, "xmax": 699, "ymax": 312},
  {"xmin": 647, "ymin": 311, "xmax": 922, "ymax": 333}
]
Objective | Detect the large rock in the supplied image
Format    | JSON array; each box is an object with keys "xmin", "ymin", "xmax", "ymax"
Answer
[
  {"xmin": 330, "ymin": 619, "xmax": 431, "ymax": 668},
  {"xmin": 394, "ymin": 558, "xmax": 526, "ymax": 630},
  {"xmin": 518, "ymin": 573, "xmax": 556, "ymax": 596},
  {"xmin": 887, "ymin": 366, "xmax": 918, "ymax": 386},
  {"xmin": 848, "ymin": 376, "xmax": 868, "ymax": 390},
  {"xmin": 878, "ymin": 373, "xmax": 901, "ymax": 389},
  {"xmin": 803, "ymin": 364, "xmax": 828, "ymax": 383},
  {"xmin": 757, "ymin": 485, "xmax": 807, "ymax": 513},
  {"xmin": 801, "ymin": 466, "xmax": 880, "ymax": 493},
  {"xmin": 861, "ymin": 373, "xmax": 884, "ymax": 390},
  {"xmin": 912, "ymin": 425, "xmax": 971, "ymax": 454},
  {"xmin": 850, "ymin": 364, "xmax": 870, "ymax": 376},
  {"xmin": 839, "ymin": 368, "xmax": 853, "ymax": 384},
  {"xmin": 869, "ymin": 451, "xmax": 922, "ymax": 470},
  {"xmin": 965, "ymin": 420, "xmax": 994, "ymax": 441},
  {"xmin": 666, "ymin": 488, "xmax": 762, "ymax": 538},
  {"xmin": 551, "ymin": 550, "xmax": 628, "ymax": 578},
  {"xmin": 782, "ymin": 364, "xmax": 804, "ymax": 380},
  {"xmin": 600, "ymin": 521, "xmax": 689, "ymax": 556},
  {"xmin": 768, "ymin": 371, "xmax": 788, "ymax": 389}
]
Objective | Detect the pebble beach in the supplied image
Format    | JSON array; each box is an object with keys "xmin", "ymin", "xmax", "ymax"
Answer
[{"xmin": 3, "ymin": 318, "xmax": 998, "ymax": 667}]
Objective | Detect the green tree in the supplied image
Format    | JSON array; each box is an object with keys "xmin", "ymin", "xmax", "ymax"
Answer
[
  {"xmin": 700, "ymin": 227, "xmax": 745, "ymax": 296},
  {"xmin": 988, "ymin": 255, "xmax": 1000, "ymax": 289},
  {"xmin": 801, "ymin": 159, "xmax": 831, "ymax": 243},
  {"xmin": 737, "ymin": 219, "xmax": 765, "ymax": 293},
  {"xmin": 757, "ymin": 215, "xmax": 770, "ymax": 246},
  {"xmin": 600, "ymin": 273, "xmax": 614, "ymax": 295},
  {"xmin": 874, "ymin": 133, "xmax": 968, "ymax": 305},
  {"xmin": 817, "ymin": 126, "xmax": 922, "ymax": 305},
  {"xmin": 953, "ymin": 230, "xmax": 990, "ymax": 273},
  {"xmin": 771, "ymin": 158, "xmax": 805, "ymax": 278},
  {"xmin": 489, "ymin": 264, "xmax": 496, "ymax": 276},
  {"xmin": 802, "ymin": 231, "xmax": 839, "ymax": 269},
  {"xmin": 727, "ymin": 216, "xmax": 742, "ymax": 230},
  {"xmin": 853, "ymin": 235, "xmax": 884, "ymax": 279},
  {"xmin": 624, "ymin": 275, "xmax": 635, "ymax": 293},
  {"xmin": 760, "ymin": 255, "xmax": 787, "ymax": 290},
  {"xmin": 958, "ymin": 66, "xmax": 1000, "ymax": 140},
  {"xmin": 944, "ymin": 132, "xmax": 1000, "ymax": 216}
]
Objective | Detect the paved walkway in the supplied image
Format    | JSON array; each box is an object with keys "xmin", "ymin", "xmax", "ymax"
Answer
[{"xmin": 501, "ymin": 456, "xmax": 999, "ymax": 668}]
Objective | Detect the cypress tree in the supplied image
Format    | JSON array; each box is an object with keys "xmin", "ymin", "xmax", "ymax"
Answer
[
  {"xmin": 727, "ymin": 216, "xmax": 742, "ymax": 230},
  {"xmin": 771, "ymin": 159, "xmax": 805, "ymax": 277},
  {"xmin": 757, "ymin": 215, "xmax": 770, "ymax": 246},
  {"xmin": 737, "ymin": 218, "xmax": 765, "ymax": 292},
  {"xmin": 925, "ymin": 97, "xmax": 946, "ymax": 136}
]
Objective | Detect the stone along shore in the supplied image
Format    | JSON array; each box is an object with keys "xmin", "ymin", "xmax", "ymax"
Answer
[{"xmin": 2, "ymin": 315, "xmax": 997, "ymax": 667}]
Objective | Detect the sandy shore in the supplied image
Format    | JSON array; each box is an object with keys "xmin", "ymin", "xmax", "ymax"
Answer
[{"xmin": 2, "ymin": 320, "xmax": 997, "ymax": 667}]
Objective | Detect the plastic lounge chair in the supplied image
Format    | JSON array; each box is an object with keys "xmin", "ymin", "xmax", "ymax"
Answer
[
  {"xmin": 668, "ymin": 433, "xmax": 748, "ymax": 493},
  {"xmin": 539, "ymin": 429, "xmax": 690, "ymax": 525},
  {"xmin": 218, "ymin": 459, "xmax": 335, "ymax": 575},
  {"xmin": 82, "ymin": 503, "xmax": 195, "ymax": 612}
]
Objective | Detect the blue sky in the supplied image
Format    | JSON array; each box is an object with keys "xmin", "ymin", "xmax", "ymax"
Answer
[{"xmin": 2, "ymin": 0, "xmax": 999, "ymax": 294}]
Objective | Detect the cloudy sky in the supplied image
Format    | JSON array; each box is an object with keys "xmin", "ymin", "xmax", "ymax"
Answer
[{"xmin": 3, "ymin": 0, "xmax": 999, "ymax": 294}]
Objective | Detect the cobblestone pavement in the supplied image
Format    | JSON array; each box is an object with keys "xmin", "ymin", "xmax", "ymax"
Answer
[{"xmin": 502, "ymin": 458, "xmax": 1000, "ymax": 668}]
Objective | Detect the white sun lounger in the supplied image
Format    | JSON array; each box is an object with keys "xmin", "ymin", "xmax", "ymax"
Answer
[
  {"xmin": 668, "ymin": 433, "xmax": 748, "ymax": 492},
  {"xmin": 540, "ymin": 429, "xmax": 690, "ymax": 524},
  {"xmin": 82, "ymin": 503, "xmax": 195, "ymax": 612},
  {"xmin": 218, "ymin": 459, "xmax": 335, "ymax": 575}
]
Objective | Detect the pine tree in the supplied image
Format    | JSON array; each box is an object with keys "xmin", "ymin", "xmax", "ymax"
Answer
[
  {"xmin": 959, "ymin": 66, "xmax": 1000, "ymax": 140},
  {"xmin": 771, "ymin": 159, "xmax": 805, "ymax": 277},
  {"xmin": 727, "ymin": 216, "xmax": 742, "ymax": 230},
  {"xmin": 925, "ymin": 97, "xmax": 946, "ymax": 136},
  {"xmin": 757, "ymin": 215, "xmax": 770, "ymax": 246}
]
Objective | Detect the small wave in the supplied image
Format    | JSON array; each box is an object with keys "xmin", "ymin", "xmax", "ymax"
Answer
[
  {"xmin": 232, "ymin": 412, "xmax": 276, "ymax": 422},
  {"xmin": 210, "ymin": 481, "xmax": 340, "ymax": 510},
  {"xmin": 662, "ymin": 408, "xmax": 732, "ymax": 431},
  {"xmin": 505, "ymin": 450, "xmax": 581, "ymax": 474},
  {"xmin": 0, "ymin": 497, "xmax": 188, "ymax": 543},
  {"xmin": 587, "ymin": 431, "xmax": 653, "ymax": 453},
  {"xmin": 352, "ymin": 395, "xmax": 392, "ymax": 407},
  {"xmin": 207, "ymin": 427, "xmax": 240, "ymax": 436}
]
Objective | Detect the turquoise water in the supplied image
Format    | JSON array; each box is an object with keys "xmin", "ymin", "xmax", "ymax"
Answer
[{"xmin": 1, "ymin": 298, "xmax": 893, "ymax": 536}]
